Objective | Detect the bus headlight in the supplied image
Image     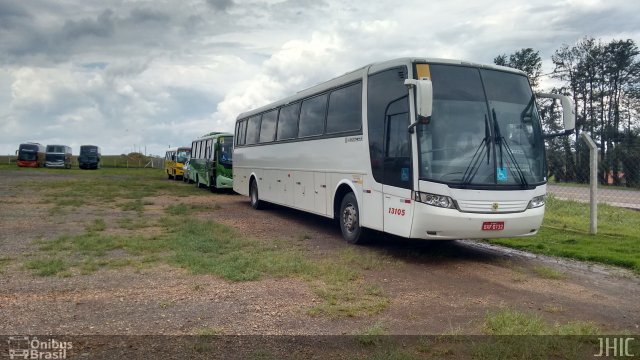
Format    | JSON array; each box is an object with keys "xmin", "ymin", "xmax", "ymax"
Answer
[
  {"xmin": 528, "ymin": 195, "xmax": 545, "ymax": 209},
  {"xmin": 414, "ymin": 191, "xmax": 456, "ymax": 209}
]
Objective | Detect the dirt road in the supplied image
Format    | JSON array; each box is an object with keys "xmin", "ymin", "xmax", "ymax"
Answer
[{"xmin": 1, "ymin": 170, "xmax": 638, "ymax": 336}]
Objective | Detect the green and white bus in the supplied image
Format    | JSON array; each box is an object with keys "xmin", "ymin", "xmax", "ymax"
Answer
[{"xmin": 189, "ymin": 132, "xmax": 234, "ymax": 191}]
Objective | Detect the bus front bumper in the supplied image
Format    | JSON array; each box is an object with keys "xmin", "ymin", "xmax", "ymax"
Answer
[
  {"xmin": 409, "ymin": 203, "xmax": 545, "ymax": 240},
  {"xmin": 45, "ymin": 161, "xmax": 66, "ymax": 168}
]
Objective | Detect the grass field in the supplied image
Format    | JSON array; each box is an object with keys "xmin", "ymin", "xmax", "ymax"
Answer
[
  {"xmin": 4, "ymin": 165, "xmax": 391, "ymax": 318},
  {"xmin": 3, "ymin": 165, "xmax": 639, "ymax": 341},
  {"xmin": 4, "ymin": 164, "xmax": 639, "ymax": 276},
  {"xmin": 489, "ymin": 195, "xmax": 640, "ymax": 274}
]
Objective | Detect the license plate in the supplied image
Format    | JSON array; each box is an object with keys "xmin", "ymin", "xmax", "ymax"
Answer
[{"xmin": 482, "ymin": 221, "xmax": 504, "ymax": 231}]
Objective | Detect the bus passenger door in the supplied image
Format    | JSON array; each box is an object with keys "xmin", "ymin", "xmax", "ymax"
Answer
[{"xmin": 382, "ymin": 112, "xmax": 414, "ymax": 237}]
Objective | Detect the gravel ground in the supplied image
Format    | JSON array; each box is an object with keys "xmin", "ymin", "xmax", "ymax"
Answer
[{"xmin": 1, "ymin": 170, "xmax": 639, "ymax": 337}]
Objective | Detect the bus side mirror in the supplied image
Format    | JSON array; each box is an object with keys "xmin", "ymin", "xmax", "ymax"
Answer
[
  {"xmin": 536, "ymin": 92, "xmax": 576, "ymax": 137},
  {"xmin": 405, "ymin": 77, "xmax": 433, "ymax": 133}
]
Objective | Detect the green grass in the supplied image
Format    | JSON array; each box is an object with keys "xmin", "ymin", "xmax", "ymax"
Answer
[
  {"xmin": 118, "ymin": 216, "xmax": 153, "ymax": 230},
  {"xmin": 166, "ymin": 203, "xmax": 190, "ymax": 216},
  {"xmin": 0, "ymin": 257, "xmax": 12, "ymax": 274},
  {"xmin": 31, "ymin": 215, "xmax": 390, "ymax": 316},
  {"xmin": 25, "ymin": 258, "xmax": 70, "ymax": 276},
  {"xmin": 484, "ymin": 308, "xmax": 599, "ymax": 336},
  {"xmin": 533, "ymin": 266, "xmax": 566, "ymax": 280},
  {"xmin": 18, "ymin": 168, "xmax": 391, "ymax": 317},
  {"xmin": 356, "ymin": 322, "xmax": 388, "ymax": 346},
  {"xmin": 20, "ymin": 168, "xmax": 201, "ymax": 204},
  {"xmin": 474, "ymin": 308, "xmax": 601, "ymax": 359},
  {"xmin": 489, "ymin": 195, "xmax": 640, "ymax": 274},
  {"xmin": 85, "ymin": 218, "xmax": 106, "ymax": 232}
]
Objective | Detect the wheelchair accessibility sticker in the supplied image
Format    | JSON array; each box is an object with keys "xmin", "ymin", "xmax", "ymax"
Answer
[
  {"xmin": 401, "ymin": 168, "xmax": 410, "ymax": 182},
  {"xmin": 497, "ymin": 167, "xmax": 508, "ymax": 182}
]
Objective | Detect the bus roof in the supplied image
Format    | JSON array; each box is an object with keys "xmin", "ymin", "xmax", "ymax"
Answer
[
  {"xmin": 193, "ymin": 132, "xmax": 233, "ymax": 141},
  {"xmin": 237, "ymin": 57, "xmax": 527, "ymax": 120}
]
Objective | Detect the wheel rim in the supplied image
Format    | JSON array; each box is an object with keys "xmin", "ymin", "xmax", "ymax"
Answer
[
  {"xmin": 342, "ymin": 203, "xmax": 358, "ymax": 234},
  {"xmin": 250, "ymin": 183, "xmax": 257, "ymax": 205}
]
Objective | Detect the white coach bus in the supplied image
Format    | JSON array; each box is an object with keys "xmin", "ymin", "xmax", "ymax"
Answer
[{"xmin": 233, "ymin": 57, "xmax": 575, "ymax": 244}]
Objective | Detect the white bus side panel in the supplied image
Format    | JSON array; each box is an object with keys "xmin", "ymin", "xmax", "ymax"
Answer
[
  {"xmin": 234, "ymin": 137, "xmax": 370, "ymax": 219},
  {"xmin": 314, "ymin": 172, "xmax": 328, "ymax": 215},
  {"xmin": 362, "ymin": 179, "xmax": 384, "ymax": 231},
  {"xmin": 293, "ymin": 171, "xmax": 315, "ymax": 212}
]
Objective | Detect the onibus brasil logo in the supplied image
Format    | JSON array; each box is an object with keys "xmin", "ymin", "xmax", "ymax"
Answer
[{"xmin": 6, "ymin": 336, "xmax": 72, "ymax": 359}]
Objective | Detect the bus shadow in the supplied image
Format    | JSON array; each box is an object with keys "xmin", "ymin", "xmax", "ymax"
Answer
[
  {"xmin": 260, "ymin": 202, "xmax": 505, "ymax": 266},
  {"xmin": 364, "ymin": 233, "xmax": 505, "ymax": 266}
]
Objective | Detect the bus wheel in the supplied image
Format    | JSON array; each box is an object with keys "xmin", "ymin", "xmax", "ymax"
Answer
[
  {"xmin": 339, "ymin": 193, "xmax": 364, "ymax": 244},
  {"xmin": 249, "ymin": 179, "xmax": 262, "ymax": 210}
]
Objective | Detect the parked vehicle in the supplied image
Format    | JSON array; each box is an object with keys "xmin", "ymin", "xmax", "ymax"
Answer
[
  {"xmin": 45, "ymin": 145, "xmax": 72, "ymax": 169},
  {"xmin": 78, "ymin": 145, "xmax": 101, "ymax": 169},
  {"xmin": 164, "ymin": 146, "xmax": 191, "ymax": 180},
  {"xmin": 233, "ymin": 57, "xmax": 575, "ymax": 244},
  {"xmin": 190, "ymin": 132, "xmax": 233, "ymax": 191},
  {"xmin": 16, "ymin": 143, "xmax": 45, "ymax": 168}
]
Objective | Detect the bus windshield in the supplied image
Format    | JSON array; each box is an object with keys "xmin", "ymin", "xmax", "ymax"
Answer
[
  {"xmin": 416, "ymin": 64, "xmax": 545, "ymax": 188},
  {"xmin": 220, "ymin": 137, "xmax": 233, "ymax": 163},
  {"xmin": 177, "ymin": 150, "xmax": 190, "ymax": 163},
  {"xmin": 18, "ymin": 145, "xmax": 38, "ymax": 161},
  {"xmin": 80, "ymin": 146, "xmax": 97, "ymax": 155}
]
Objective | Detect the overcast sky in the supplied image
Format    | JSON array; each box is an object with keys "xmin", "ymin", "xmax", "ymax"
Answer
[{"xmin": 1, "ymin": 0, "xmax": 639, "ymax": 156}]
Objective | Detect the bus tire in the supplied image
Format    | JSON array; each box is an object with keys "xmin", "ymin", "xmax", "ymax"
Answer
[
  {"xmin": 210, "ymin": 174, "xmax": 217, "ymax": 193},
  {"xmin": 339, "ymin": 192, "xmax": 365, "ymax": 244},
  {"xmin": 249, "ymin": 179, "xmax": 262, "ymax": 210}
]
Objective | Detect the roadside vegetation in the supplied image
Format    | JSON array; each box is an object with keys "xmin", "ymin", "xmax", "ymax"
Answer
[{"xmin": 489, "ymin": 195, "xmax": 640, "ymax": 274}]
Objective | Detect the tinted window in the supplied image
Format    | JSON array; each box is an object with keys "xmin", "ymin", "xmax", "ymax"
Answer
[
  {"xmin": 276, "ymin": 102, "xmax": 300, "ymax": 140},
  {"xmin": 367, "ymin": 67, "xmax": 408, "ymax": 184},
  {"xmin": 220, "ymin": 137, "xmax": 233, "ymax": 162},
  {"xmin": 430, "ymin": 64, "xmax": 485, "ymax": 102},
  {"xmin": 236, "ymin": 120, "xmax": 247, "ymax": 146},
  {"xmin": 298, "ymin": 94, "xmax": 327, "ymax": 137},
  {"xmin": 481, "ymin": 69, "xmax": 532, "ymax": 105},
  {"xmin": 245, "ymin": 116, "xmax": 261, "ymax": 145},
  {"xmin": 259, "ymin": 109, "xmax": 278, "ymax": 143},
  {"xmin": 235, "ymin": 122, "xmax": 241, "ymax": 146},
  {"xmin": 205, "ymin": 139, "xmax": 211, "ymax": 159},
  {"xmin": 326, "ymin": 82, "xmax": 362, "ymax": 134},
  {"xmin": 384, "ymin": 112, "xmax": 411, "ymax": 189}
]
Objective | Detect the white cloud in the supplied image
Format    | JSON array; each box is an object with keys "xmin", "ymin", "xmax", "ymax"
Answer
[{"xmin": 1, "ymin": 0, "xmax": 639, "ymax": 155}]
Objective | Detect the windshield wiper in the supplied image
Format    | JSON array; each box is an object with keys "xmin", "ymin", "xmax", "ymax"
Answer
[
  {"xmin": 492, "ymin": 109, "xmax": 528, "ymax": 188},
  {"xmin": 461, "ymin": 115, "xmax": 492, "ymax": 186}
]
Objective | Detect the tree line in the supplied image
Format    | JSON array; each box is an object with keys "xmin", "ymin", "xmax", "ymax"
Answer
[{"xmin": 494, "ymin": 38, "xmax": 640, "ymax": 187}]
